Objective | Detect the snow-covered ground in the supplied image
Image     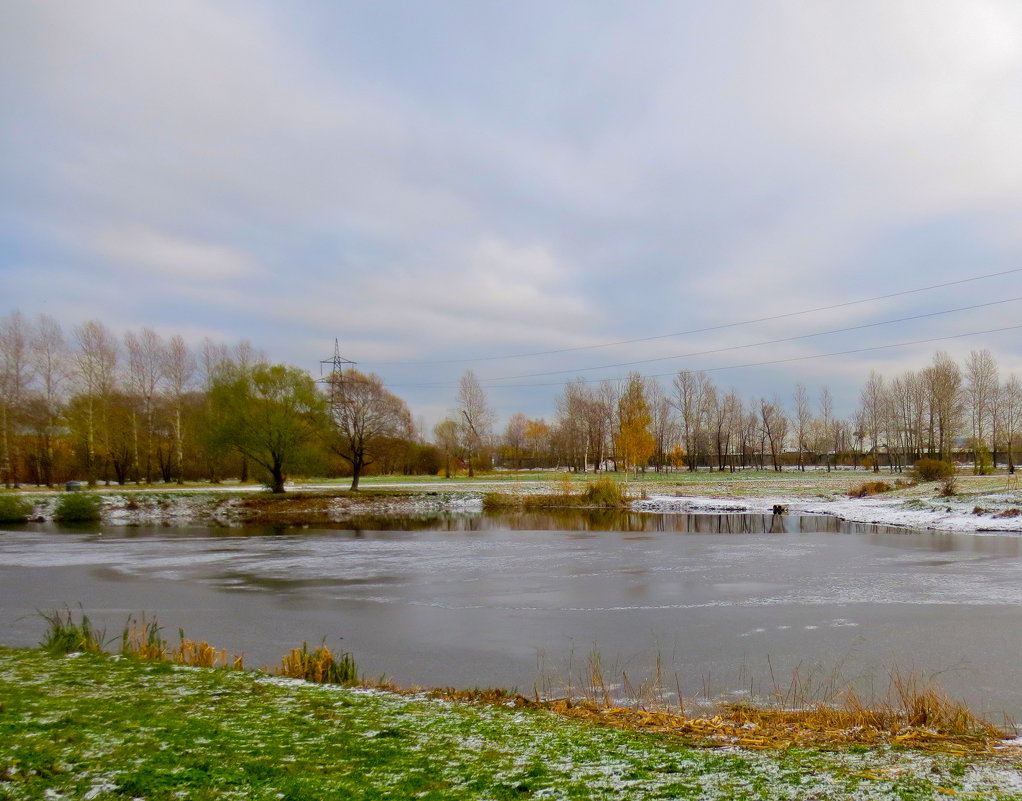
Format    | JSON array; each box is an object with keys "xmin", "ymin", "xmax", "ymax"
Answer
[
  {"xmin": 634, "ymin": 492, "xmax": 1022, "ymax": 533},
  {"xmin": 16, "ymin": 477, "xmax": 1022, "ymax": 534}
]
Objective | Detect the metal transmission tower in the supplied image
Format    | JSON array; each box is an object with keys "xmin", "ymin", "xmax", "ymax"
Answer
[{"xmin": 319, "ymin": 339, "xmax": 357, "ymax": 413}]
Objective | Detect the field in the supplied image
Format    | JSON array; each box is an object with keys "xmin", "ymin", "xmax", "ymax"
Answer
[{"xmin": 4, "ymin": 647, "xmax": 1022, "ymax": 800}]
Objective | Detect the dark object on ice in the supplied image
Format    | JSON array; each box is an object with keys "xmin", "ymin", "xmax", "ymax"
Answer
[{"xmin": 772, "ymin": 504, "xmax": 787, "ymax": 515}]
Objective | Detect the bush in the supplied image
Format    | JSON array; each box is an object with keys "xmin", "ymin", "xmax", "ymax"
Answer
[
  {"xmin": 54, "ymin": 492, "xmax": 103, "ymax": 522},
  {"xmin": 940, "ymin": 475, "xmax": 958, "ymax": 497},
  {"xmin": 0, "ymin": 495, "xmax": 32, "ymax": 523},
  {"xmin": 581, "ymin": 477, "xmax": 628, "ymax": 507},
  {"xmin": 849, "ymin": 481, "xmax": 893, "ymax": 498},
  {"xmin": 911, "ymin": 458, "xmax": 955, "ymax": 483}
]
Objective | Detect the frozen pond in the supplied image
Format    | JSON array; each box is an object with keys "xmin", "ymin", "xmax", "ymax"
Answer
[{"xmin": 2, "ymin": 511, "xmax": 1021, "ymax": 720}]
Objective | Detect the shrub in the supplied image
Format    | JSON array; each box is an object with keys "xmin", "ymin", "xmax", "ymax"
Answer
[
  {"xmin": 0, "ymin": 495, "xmax": 32, "ymax": 523},
  {"xmin": 39, "ymin": 608, "xmax": 105, "ymax": 654},
  {"xmin": 54, "ymin": 492, "xmax": 102, "ymax": 522},
  {"xmin": 581, "ymin": 477, "xmax": 628, "ymax": 507},
  {"xmin": 849, "ymin": 481, "xmax": 893, "ymax": 498},
  {"xmin": 911, "ymin": 458, "xmax": 955, "ymax": 483},
  {"xmin": 277, "ymin": 642, "xmax": 358, "ymax": 685},
  {"xmin": 940, "ymin": 475, "xmax": 958, "ymax": 497}
]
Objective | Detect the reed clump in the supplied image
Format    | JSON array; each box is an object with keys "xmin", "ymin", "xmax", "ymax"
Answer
[
  {"xmin": 534, "ymin": 650, "xmax": 1005, "ymax": 752},
  {"xmin": 39, "ymin": 608, "xmax": 106, "ymax": 654},
  {"xmin": 276, "ymin": 642, "xmax": 358, "ymax": 685}
]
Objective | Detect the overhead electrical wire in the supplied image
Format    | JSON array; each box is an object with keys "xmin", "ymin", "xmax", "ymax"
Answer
[
  {"xmin": 387, "ymin": 295, "xmax": 1022, "ymax": 387},
  {"xmin": 387, "ymin": 322, "xmax": 1022, "ymax": 391},
  {"xmin": 363, "ymin": 266, "xmax": 1022, "ymax": 366},
  {"xmin": 478, "ymin": 295, "xmax": 1022, "ymax": 382}
]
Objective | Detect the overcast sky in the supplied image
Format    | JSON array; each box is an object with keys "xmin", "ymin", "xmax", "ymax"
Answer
[{"xmin": 3, "ymin": 1, "xmax": 1022, "ymax": 427}]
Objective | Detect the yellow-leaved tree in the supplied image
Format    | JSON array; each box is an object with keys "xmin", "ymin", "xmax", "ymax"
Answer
[{"xmin": 615, "ymin": 373, "xmax": 655, "ymax": 474}]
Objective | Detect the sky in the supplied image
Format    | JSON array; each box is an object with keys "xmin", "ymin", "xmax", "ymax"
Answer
[{"xmin": 3, "ymin": 1, "xmax": 1022, "ymax": 428}]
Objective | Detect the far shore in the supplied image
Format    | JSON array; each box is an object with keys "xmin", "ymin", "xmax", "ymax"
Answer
[{"xmin": 6, "ymin": 468, "xmax": 1022, "ymax": 534}]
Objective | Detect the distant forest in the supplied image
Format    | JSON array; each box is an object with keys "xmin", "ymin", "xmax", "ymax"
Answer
[{"xmin": 0, "ymin": 309, "xmax": 1016, "ymax": 489}]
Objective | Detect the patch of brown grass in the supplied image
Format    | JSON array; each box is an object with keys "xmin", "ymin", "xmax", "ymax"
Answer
[{"xmin": 848, "ymin": 481, "xmax": 893, "ymax": 498}]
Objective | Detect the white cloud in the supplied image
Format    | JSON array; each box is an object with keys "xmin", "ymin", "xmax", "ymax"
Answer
[{"xmin": 91, "ymin": 227, "xmax": 257, "ymax": 280}]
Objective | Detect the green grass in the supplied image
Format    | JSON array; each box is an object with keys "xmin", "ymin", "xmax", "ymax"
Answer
[
  {"xmin": 0, "ymin": 495, "xmax": 32, "ymax": 523},
  {"xmin": 53, "ymin": 492, "xmax": 102, "ymax": 522},
  {"xmin": 1, "ymin": 647, "xmax": 1021, "ymax": 801}
]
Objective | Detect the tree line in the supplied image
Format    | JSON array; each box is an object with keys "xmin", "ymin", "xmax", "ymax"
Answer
[
  {"xmin": 2, "ymin": 308, "xmax": 1017, "ymax": 490},
  {"xmin": 0, "ymin": 312, "xmax": 434, "ymax": 490},
  {"xmin": 442, "ymin": 351, "xmax": 1021, "ymax": 477}
]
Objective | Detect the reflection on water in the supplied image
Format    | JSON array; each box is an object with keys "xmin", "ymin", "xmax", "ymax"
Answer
[
  {"xmin": 262, "ymin": 509, "xmax": 904, "ymax": 536},
  {"xmin": 2, "ymin": 511, "xmax": 1022, "ymax": 718}
]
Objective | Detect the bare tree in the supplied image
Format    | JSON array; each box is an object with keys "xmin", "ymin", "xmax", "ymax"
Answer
[
  {"xmin": 817, "ymin": 386, "xmax": 834, "ymax": 471},
  {"xmin": 672, "ymin": 371, "xmax": 712, "ymax": 471},
  {"xmin": 647, "ymin": 378, "xmax": 676, "ymax": 472},
  {"xmin": 503, "ymin": 412, "xmax": 528, "ymax": 470},
  {"xmin": 72, "ymin": 321, "xmax": 119, "ymax": 485},
  {"xmin": 1002, "ymin": 374, "xmax": 1022, "ymax": 474},
  {"xmin": 922, "ymin": 351, "xmax": 963, "ymax": 461},
  {"xmin": 28, "ymin": 314, "xmax": 68, "ymax": 485},
  {"xmin": 164, "ymin": 335, "xmax": 196, "ymax": 482},
  {"xmin": 0, "ymin": 311, "xmax": 32, "ymax": 487},
  {"xmin": 457, "ymin": 370, "xmax": 494, "ymax": 477},
  {"xmin": 965, "ymin": 349, "xmax": 999, "ymax": 472},
  {"xmin": 328, "ymin": 370, "xmax": 412, "ymax": 489},
  {"xmin": 124, "ymin": 328, "xmax": 167, "ymax": 483},
  {"xmin": 792, "ymin": 383, "xmax": 812, "ymax": 472},
  {"xmin": 433, "ymin": 418, "xmax": 461, "ymax": 478},
  {"xmin": 858, "ymin": 371, "xmax": 886, "ymax": 473},
  {"xmin": 758, "ymin": 397, "xmax": 788, "ymax": 472}
]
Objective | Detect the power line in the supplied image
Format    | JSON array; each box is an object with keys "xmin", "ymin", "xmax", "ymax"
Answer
[
  {"xmin": 388, "ymin": 296, "xmax": 1022, "ymax": 387},
  {"xmin": 363, "ymin": 266, "xmax": 1022, "ymax": 366},
  {"xmin": 388, "ymin": 322, "xmax": 1022, "ymax": 391},
  {"xmin": 480, "ymin": 295, "xmax": 1022, "ymax": 381}
]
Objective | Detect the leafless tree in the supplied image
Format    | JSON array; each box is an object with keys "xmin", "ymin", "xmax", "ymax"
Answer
[
  {"xmin": 858, "ymin": 371, "xmax": 886, "ymax": 472},
  {"xmin": 457, "ymin": 370, "xmax": 494, "ymax": 477},
  {"xmin": 965, "ymin": 349, "xmax": 999, "ymax": 471},
  {"xmin": 922, "ymin": 351, "xmax": 963, "ymax": 461},
  {"xmin": 433, "ymin": 418, "xmax": 461, "ymax": 478},
  {"xmin": 0, "ymin": 311, "xmax": 32, "ymax": 487},
  {"xmin": 124, "ymin": 328, "xmax": 167, "ymax": 483},
  {"xmin": 758, "ymin": 397, "xmax": 788, "ymax": 472},
  {"xmin": 1001, "ymin": 374, "xmax": 1022, "ymax": 473},
  {"xmin": 672, "ymin": 370, "xmax": 712, "ymax": 471},
  {"xmin": 27, "ymin": 314, "xmax": 68, "ymax": 485},
  {"xmin": 164, "ymin": 335, "xmax": 196, "ymax": 482},
  {"xmin": 72, "ymin": 321, "xmax": 119, "ymax": 485},
  {"xmin": 503, "ymin": 412, "xmax": 528, "ymax": 470},
  {"xmin": 328, "ymin": 370, "xmax": 412, "ymax": 489},
  {"xmin": 792, "ymin": 383, "xmax": 812, "ymax": 471}
]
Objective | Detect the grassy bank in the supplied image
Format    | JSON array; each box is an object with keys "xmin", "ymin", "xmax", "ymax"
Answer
[{"xmin": 2, "ymin": 648, "xmax": 1022, "ymax": 800}]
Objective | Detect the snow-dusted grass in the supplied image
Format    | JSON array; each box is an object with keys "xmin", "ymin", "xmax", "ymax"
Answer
[
  {"xmin": 3, "ymin": 647, "xmax": 1022, "ymax": 800},
  {"xmin": 9, "ymin": 470, "xmax": 1022, "ymax": 533}
]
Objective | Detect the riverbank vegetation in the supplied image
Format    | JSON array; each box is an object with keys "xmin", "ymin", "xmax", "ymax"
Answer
[{"xmin": 3, "ymin": 644, "xmax": 1021, "ymax": 801}]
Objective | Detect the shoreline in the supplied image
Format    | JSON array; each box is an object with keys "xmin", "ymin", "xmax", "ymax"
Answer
[{"xmin": 6, "ymin": 472, "xmax": 1022, "ymax": 534}]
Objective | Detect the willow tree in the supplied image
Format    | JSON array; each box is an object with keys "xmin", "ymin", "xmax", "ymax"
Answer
[
  {"xmin": 327, "ymin": 369, "xmax": 412, "ymax": 489},
  {"xmin": 208, "ymin": 363, "xmax": 326, "ymax": 493}
]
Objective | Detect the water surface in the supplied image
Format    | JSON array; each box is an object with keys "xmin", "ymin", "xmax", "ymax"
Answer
[{"xmin": 2, "ymin": 511, "xmax": 1020, "ymax": 719}]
